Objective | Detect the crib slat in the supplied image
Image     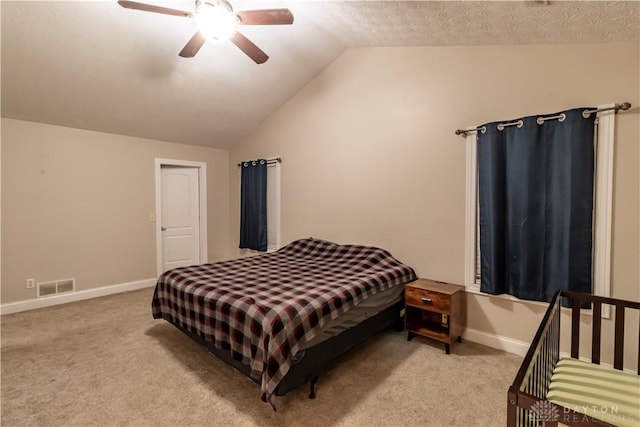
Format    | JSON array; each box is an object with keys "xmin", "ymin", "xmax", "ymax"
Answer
[
  {"xmin": 614, "ymin": 304, "xmax": 625, "ymax": 370},
  {"xmin": 532, "ymin": 371, "xmax": 537, "ymax": 395},
  {"xmin": 571, "ymin": 296, "xmax": 581, "ymax": 359},
  {"xmin": 592, "ymin": 302, "xmax": 602, "ymax": 364}
]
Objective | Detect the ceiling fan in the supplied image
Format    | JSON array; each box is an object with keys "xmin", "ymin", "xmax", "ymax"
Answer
[{"xmin": 117, "ymin": 0, "xmax": 294, "ymax": 64}]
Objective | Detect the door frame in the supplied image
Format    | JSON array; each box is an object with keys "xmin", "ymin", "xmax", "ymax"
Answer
[{"xmin": 155, "ymin": 158, "xmax": 208, "ymax": 276}]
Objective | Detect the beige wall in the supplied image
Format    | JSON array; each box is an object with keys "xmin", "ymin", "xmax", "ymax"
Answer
[
  {"xmin": 229, "ymin": 41, "xmax": 639, "ymax": 364},
  {"xmin": 1, "ymin": 40, "xmax": 637, "ymax": 365},
  {"xmin": 1, "ymin": 119, "xmax": 230, "ymax": 303}
]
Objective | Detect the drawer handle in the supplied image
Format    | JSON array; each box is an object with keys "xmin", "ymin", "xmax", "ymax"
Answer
[{"xmin": 421, "ymin": 297, "xmax": 433, "ymax": 304}]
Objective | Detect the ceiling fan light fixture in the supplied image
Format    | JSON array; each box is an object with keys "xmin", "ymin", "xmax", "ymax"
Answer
[
  {"xmin": 194, "ymin": 0, "xmax": 238, "ymax": 42},
  {"xmin": 118, "ymin": 0, "xmax": 293, "ymax": 62}
]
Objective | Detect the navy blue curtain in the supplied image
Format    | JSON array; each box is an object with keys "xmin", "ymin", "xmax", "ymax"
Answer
[
  {"xmin": 477, "ymin": 108, "xmax": 596, "ymax": 302},
  {"xmin": 239, "ymin": 159, "xmax": 267, "ymax": 251}
]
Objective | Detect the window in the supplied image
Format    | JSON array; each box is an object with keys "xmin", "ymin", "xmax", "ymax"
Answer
[
  {"xmin": 464, "ymin": 105, "xmax": 616, "ymax": 303},
  {"xmin": 266, "ymin": 160, "xmax": 281, "ymax": 251},
  {"xmin": 239, "ymin": 157, "xmax": 281, "ymax": 252}
]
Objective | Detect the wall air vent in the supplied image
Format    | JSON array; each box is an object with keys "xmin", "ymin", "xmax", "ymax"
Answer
[
  {"xmin": 37, "ymin": 282, "xmax": 57, "ymax": 297},
  {"xmin": 36, "ymin": 278, "xmax": 75, "ymax": 298}
]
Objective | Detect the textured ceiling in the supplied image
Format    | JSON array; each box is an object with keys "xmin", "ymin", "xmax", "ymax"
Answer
[
  {"xmin": 2, "ymin": 1, "xmax": 639, "ymax": 149},
  {"xmin": 302, "ymin": 0, "xmax": 639, "ymax": 45}
]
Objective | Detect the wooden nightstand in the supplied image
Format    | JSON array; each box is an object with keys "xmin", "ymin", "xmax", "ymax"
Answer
[{"xmin": 405, "ymin": 279, "xmax": 466, "ymax": 354}]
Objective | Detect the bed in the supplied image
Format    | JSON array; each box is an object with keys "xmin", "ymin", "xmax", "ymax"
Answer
[
  {"xmin": 507, "ymin": 290, "xmax": 640, "ymax": 426},
  {"xmin": 151, "ymin": 237, "xmax": 417, "ymax": 408}
]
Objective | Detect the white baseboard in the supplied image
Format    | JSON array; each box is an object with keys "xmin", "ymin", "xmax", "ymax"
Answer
[
  {"xmin": 0, "ymin": 278, "xmax": 157, "ymax": 315},
  {"xmin": 464, "ymin": 329, "xmax": 638, "ymax": 374},
  {"xmin": 463, "ymin": 327, "xmax": 530, "ymax": 357}
]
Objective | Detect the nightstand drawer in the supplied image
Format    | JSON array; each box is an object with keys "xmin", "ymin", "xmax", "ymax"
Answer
[{"xmin": 405, "ymin": 287, "xmax": 450, "ymax": 312}]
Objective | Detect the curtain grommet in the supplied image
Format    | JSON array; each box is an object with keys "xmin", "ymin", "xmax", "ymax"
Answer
[{"xmin": 559, "ymin": 113, "xmax": 566, "ymax": 122}]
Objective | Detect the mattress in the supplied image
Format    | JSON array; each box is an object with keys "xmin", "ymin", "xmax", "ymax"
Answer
[
  {"xmin": 547, "ymin": 358, "xmax": 640, "ymax": 427},
  {"xmin": 300, "ymin": 283, "xmax": 404, "ymax": 349}
]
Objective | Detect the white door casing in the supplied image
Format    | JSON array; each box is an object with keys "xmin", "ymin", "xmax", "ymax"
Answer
[{"xmin": 155, "ymin": 159, "xmax": 207, "ymax": 276}]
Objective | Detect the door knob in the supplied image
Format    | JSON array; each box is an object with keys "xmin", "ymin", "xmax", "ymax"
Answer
[{"xmin": 161, "ymin": 226, "xmax": 167, "ymax": 231}]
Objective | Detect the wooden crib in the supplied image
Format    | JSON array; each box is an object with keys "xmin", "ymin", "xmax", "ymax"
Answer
[{"xmin": 507, "ymin": 290, "xmax": 640, "ymax": 426}]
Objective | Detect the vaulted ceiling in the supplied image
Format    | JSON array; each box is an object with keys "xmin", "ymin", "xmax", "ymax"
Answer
[{"xmin": 2, "ymin": 1, "xmax": 638, "ymax": 149}]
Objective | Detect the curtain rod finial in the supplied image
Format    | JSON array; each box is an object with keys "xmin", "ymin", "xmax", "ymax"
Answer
[{"xmin": 618, "ymin": 102, "xmax": 631, "ymax": 111}]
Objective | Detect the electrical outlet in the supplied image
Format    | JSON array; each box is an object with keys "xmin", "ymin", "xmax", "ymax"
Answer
[{"xmin": 26, "ymin": 278, "xmax": 35, "ymax": 289}]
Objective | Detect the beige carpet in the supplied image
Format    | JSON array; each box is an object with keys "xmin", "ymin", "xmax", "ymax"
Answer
[{"xmin": 1, "ymin": 288, "xmax": 522, "ymax": 426}]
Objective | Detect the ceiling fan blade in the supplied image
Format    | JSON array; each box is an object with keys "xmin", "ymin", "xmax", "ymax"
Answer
[
  {"xmin": 236, "ymin": 9, "xmax": 294, "ymax": 25},
  {"xmin": 231, "ymin": 32, "xmax": 269, "ymax": 64},
  {"xmin": 117, "ymin": 1, "xmax": 191, "ymax": 18},
  {"xmin": 179, "ymin": 32, "xmax": 207, "ymax": 58}
]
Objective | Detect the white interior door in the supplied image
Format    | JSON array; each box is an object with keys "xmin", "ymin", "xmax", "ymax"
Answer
[{"xmin": 161, "ymin": 167, "xmax": 200, "ymax": 272}]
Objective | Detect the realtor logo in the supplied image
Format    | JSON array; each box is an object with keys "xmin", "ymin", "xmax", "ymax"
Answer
[{"xmin": 530, "ymin": 400, "xmax": 560, "ymax": 426}]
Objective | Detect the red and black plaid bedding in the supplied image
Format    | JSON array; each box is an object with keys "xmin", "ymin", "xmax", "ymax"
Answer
[{"xmin": 151, "ymin": 238, "xmax": 416, "ymax": 406}]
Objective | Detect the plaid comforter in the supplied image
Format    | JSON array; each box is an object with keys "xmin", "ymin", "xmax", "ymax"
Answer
[{"xmin": 151, "ymin": 238, "xmax": 416, "ymax": 406}]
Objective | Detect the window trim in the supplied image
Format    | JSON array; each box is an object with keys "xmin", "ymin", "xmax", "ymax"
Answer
[
  {"xmin": 266, "ymin": 160, "xmax": 281, "ymax": 252},
  {"xmin": 464, "ymin": 104, "xmax": 615, "ymax": 310}
]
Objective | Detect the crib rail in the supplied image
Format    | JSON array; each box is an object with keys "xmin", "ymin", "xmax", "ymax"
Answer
[
  {"xmin": 507, "ymin": 291, "xmax": 562, "ymax": 426},
  {"xmin": 507, "ymin": 290, "xmax": 640, "ymax": 427}
]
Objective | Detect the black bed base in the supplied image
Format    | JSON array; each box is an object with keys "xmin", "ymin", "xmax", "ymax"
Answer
[{"xmin": 169, "ymin": 299, "xmax": 405, "ymax": 399}]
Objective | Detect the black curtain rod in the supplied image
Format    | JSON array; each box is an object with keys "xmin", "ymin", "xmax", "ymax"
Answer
[
  {"xmin": 237, "ymin": 157, "xmax": 281, "ymax": 167},
  {"xmin": 455, "ymin": 102, "xmax": 632, "ymax": 137}
]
